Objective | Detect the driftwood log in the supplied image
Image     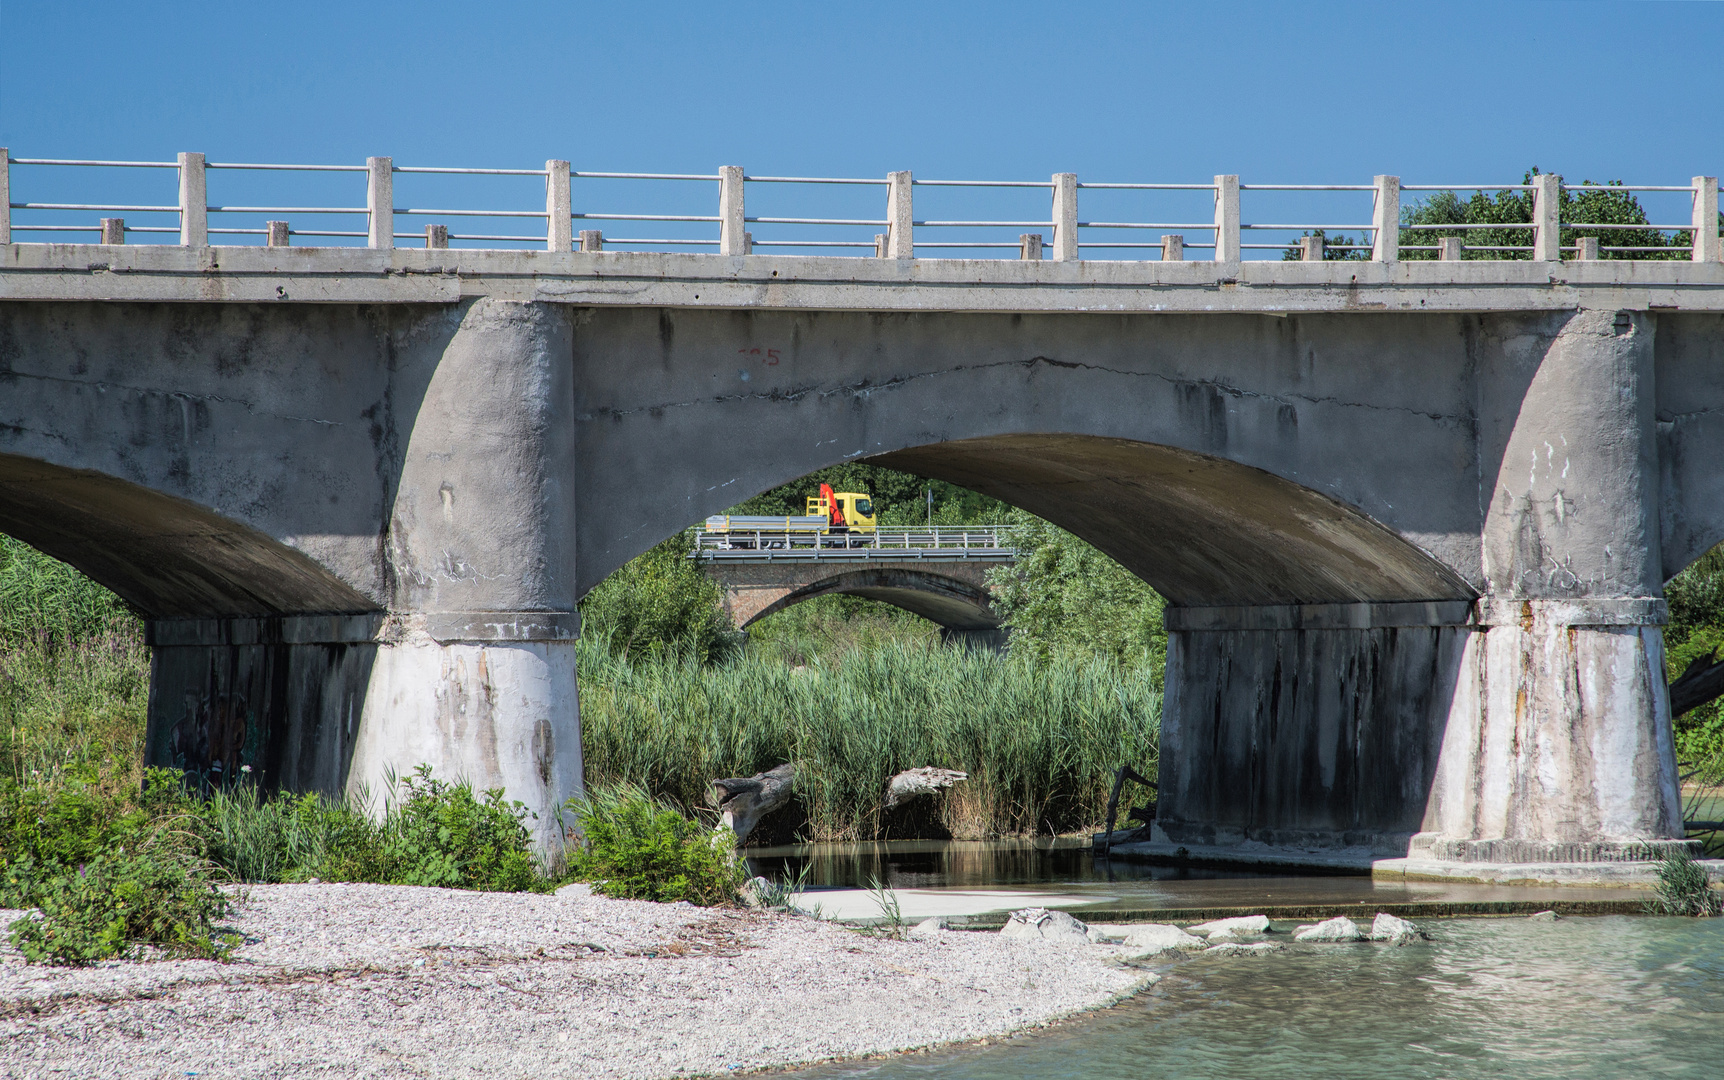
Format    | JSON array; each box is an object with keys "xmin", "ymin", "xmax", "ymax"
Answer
[
  {"xmin": 711, "ymin": 763, "xmax": 796, "ymax": 846},
  {"xmin": 1670, "ymin": 650, "xmax": 1724, "ymax": 717},
  {"xmin": 883, "ymin": 767, "xmax": 968, "ymax": 810}
]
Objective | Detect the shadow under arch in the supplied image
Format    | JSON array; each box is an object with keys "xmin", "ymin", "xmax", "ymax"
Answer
[
  {"xmin": 0, "ymin": 453, "xmax": 380, "ymax": 797},
  {"xmin": 0, "ymin": 452, "xmax": 374, "ymax": 617},
  {"xmin": 870, "ymin": 434, "xmax": 1475, "ymax": 607}
]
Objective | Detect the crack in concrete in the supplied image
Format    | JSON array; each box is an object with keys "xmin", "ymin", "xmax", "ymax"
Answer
[{"xmin": 582, "ymin": 353, "xmax": 1472, "ymax": 426}]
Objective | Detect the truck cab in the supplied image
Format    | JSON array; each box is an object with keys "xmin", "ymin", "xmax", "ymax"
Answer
[{"xmin": 806, "ymin": 489, "xmax": 877, "ymax": 531}]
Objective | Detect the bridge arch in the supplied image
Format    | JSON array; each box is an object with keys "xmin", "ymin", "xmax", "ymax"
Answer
[{"xmin": 711, "ymin": 562, "xmax": 1002, "ymax": 631}]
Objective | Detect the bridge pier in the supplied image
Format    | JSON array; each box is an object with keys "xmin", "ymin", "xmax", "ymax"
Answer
[{"xmin": 1152, "ymin": 308, "xmax": 1693, "ymax": 877}]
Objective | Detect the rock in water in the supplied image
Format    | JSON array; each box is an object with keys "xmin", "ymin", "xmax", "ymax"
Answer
[
  {"xmin": 711, "ymin": 763, "xmax": 796, "ymax": 846},
  {"xmin": 1187, "ymin": 915, "xmax": 1270, "ymax": 939},
  {"xmin": 1000, "ymin": 908, "xmax": 1095, "ymax": 945},
  {"xmin": 883, "ymin": 767, "xmax": 969, "ymax": 810},
  {"xmin": 1120, "ymin": 923, "xmax": 1208, "ymax": 956},
  {"xmin": 1294, "ymin": 916, "xmax": 1364, "ymax": 942},
  {"xmin": 1527, "ymin": 910, "xmax": 1560, "ymax": 922},
  {"xmin": 1370, "ymin": 912, "xmax": 1425, "ymax": 944},
  {"xmin": 1203, "ymin": 942, "xmax": 1283, "ymax": 957}
]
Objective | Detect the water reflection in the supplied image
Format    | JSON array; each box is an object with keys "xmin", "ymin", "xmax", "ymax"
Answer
[{"xmin": 796, "ymin": 916, "xmax": 1724, "ymax": 1080}]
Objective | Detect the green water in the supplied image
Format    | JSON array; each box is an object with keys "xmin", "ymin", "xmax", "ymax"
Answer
[{"xmin": 799, "ymin": 916, "xmax": 1724, "ymax": 1080}]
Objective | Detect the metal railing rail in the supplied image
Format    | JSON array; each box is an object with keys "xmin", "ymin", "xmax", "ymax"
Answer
[
  {"xmin": 1, "ymin": 149, "xmax": 1717, "ymax": 263},
  {"xmin": 690, "ymin": 525, "xmax": 1017, "ymax": 561}
]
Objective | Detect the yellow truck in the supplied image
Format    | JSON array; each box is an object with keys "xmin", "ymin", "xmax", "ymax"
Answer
[{"xmin": 703, "ymin": 483, "xmax": 876, "ymax": 548}]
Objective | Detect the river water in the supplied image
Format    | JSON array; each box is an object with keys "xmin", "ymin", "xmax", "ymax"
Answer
[{"xmin": 796, "ymin": 915, "xmax": 1724, "ymax": 1080}]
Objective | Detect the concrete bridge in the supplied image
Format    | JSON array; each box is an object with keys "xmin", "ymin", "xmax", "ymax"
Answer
[
  {"xmin": 691, "ymin": 526, "xmax": 1014, "ymax": 647},
  {"xmin": 3, "ymin": 152, "xmax": 1723, "ymax": 876}
]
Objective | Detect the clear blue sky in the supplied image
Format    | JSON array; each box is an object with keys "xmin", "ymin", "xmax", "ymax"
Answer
[{"xmin": 1, "ymin": 1, "xmax": 1716, "ymax": 252}]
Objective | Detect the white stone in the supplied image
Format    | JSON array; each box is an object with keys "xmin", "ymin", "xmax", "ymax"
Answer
[
  {"xmin": 908, "ymin": 918, "xmax": 947, "ymax": 939},
  {"xmin": 1119, "ymin": 924, "xmax": 1208, "ymax": 956},
  {"xmin": 999, "ymin": 907, "xmax": 1095, "ymax": 945},
  {"xmin": 1293, "ymin": 916, "xmax": 1363, "ymax": 942},
  {"xmin": 1187, "ymin": 915, "xmax": 1270, "ymax": 938},
  {"xmin": 1203, "ymin": 942, "xmax": 1282, "ymax": 957},
  {"xmin": 1528, "ymin": 909, "xmax": 1561, "ymax": 921},
  {"xmin": 1369, "ymin": 912, "xmax": 1424, "ymax": 944},
  {"xmin": 554, "ymin": 882, "xmax": 593, "ymax": 900}
]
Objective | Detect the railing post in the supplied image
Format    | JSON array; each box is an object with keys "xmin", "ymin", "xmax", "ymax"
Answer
[
  {"xmin": 1019, "ymin": 233, "xmax": 1042, "ymax": 260},
  {"xmin": 178, "ymin": 152, "xmax": 207, "ymax": 247},
  {"xmin": 1300, "ymin": 234, "xmax": 1323, "ymax": 261},
  {"xmin": 886, "ymin": 171, "xmax": 913, "ymax": 258},
  {"xmin": 719, "ymin": 166, "xmax": 746, "ymax": 256},
  {"xmin": 1051, "ymin": 173, "xmax": 1078, "ymax": 261},
  {"xmin": 1439, "ymin": 236, "xmax": 1463, "ymax": 261},
  {"xmin": 1532, "ymin": 173, "xmax": 1561, "ymax": 261},
  {"xmin": 426, "ymin": 224, "xmax": 449, "ymax": 249},
  {"xmin": 1694, "ymin": 176, "xmax": 1721, "ymax": 263},
  {"xmin": 266, "ymin": 221, "xmax": 290, "ymax": 247},
  {"xmin": 1, "ymin": 148, "xmax": 12, "ymax": 245},
  {"xmin": 580, "ymin": 229, "xmax": 604, "ymax": 252},
  {"xmin": 1371, "ymin": 174, "xmax": 1399, "ymax": 261},
  {"xmin": 1213, "ymin": 174, "xmax": 1240, "ymax": 262},
  {"xmin": 1576, "ymin": 236, "xmax": 1599, "ymax": 261},
  {"xmin": 1161, "ymin": 234, "xmax": 1183, "ymax": 261},
  {"xmin": 367, "ymin": 157, "xmax": 393, "ymax": 250},
  {"xmin": 100, "ymin": 218, "xmax": 125, "ymax": 245},
  {"xmin": 546, "ymin": 160, "xmax": 572, "ymax": 252}
]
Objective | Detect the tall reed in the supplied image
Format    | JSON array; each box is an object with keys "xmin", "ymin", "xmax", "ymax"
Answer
[{"xmin": 577, "ymin": 636, "xmax": 1160, "ymax": 840}]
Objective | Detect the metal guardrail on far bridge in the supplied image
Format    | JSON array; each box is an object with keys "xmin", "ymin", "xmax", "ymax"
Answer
[{"xmin": 689, "ymin": 526, "xmax": 1017, "ymax": 562}]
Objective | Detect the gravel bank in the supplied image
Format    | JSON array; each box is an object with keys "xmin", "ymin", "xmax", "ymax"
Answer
[{"xmin": 0, "ymin": 884, "xmax": 1152, "ymax": 1079}]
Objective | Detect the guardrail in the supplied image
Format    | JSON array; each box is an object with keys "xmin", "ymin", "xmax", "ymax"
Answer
[
  {"xmin": 2, "ymin": 149, "xmax": 1718, "ymax": 263},
  {"xmin": 690, "ymin": 526, "xmax": 1016, "ymax": 561}
]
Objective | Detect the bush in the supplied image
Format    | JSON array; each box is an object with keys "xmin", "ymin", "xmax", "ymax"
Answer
[
  {"xmin": 579, "ymin": 532, "xmax": 734, "ymax": 663},
  {"xmin": 378, "ymin": 766, "xmax": 541, "ymax": 892},
  {"xmin": 1647, "ymin": 849, "xmax": 1723, "ymax": 917},
  {"xmin": 567, "ymin": 784, "xmax": 739, "ymax": 905},
  {"xmin": 8, "ymin": 852, "xmax": 236, "ymax": 964}
]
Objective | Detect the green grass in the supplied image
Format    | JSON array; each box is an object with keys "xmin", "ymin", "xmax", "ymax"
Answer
[{"xmin": 577, "ymin": 633, "xmax": 1161, "ymax": 841}]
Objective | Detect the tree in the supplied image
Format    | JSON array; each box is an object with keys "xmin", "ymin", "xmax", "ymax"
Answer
[
  {"xmin": 1279, "ymin": 230, "xmax": 1369, "ymax": 261},
  {"xmin": 1397, "ymin": 169, "xmax": 1711, "ymax": 260},
  {"xmin": 578, "ymin": 531, "xmax": 733, "ymax": 662},
  {"xmin": 985, "ymin": 509, "xmax": 1166, "ymax": 672}
]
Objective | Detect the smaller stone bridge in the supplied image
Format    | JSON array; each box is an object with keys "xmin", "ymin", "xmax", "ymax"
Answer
[{"xmin": 691, "ymin": 526, "xmax": 1015, "ymax": 646}]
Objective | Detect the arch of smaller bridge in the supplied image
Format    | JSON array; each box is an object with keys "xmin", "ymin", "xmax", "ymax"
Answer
[{"xmin": 710, "ymin": 562, "xmax": 1001, "ymax": 632}]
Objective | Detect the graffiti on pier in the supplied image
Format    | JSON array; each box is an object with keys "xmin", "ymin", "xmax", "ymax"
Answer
[{"xmin": 169, "ymin": 691, "xmax": 254, "ymax": 791}]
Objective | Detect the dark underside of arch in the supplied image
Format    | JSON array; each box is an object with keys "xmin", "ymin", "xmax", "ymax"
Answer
[
  {"xmin": 0, "ymin": 453, "xmax": 373, "ymax": 618},
  {"xmin": 871, "ymin": 434, "xmax": 1475, "ymax": 608},
  {"xmin": 745, "ymin": 568, "xmax": 1001, "ymax": 630}
]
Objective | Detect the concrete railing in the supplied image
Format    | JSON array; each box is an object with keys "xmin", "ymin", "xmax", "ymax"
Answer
[{"xmin": 2, "ymin": 149, "xmax": 1718, "ymax": 263}]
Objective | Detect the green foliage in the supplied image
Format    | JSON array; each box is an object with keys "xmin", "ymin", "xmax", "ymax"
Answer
[
  {"xmin": 1664, "ymin": 547, "xmax": 1724, "ymax": 764},
  {"xmin": 578, "ymin": 635, "xmax": 1161, "ymax": 840},
  {"xmin": 986, "ymin": 509, "xmax": 1166, "ymax": 671},
  {"xmin": 9, "ymin": 852, "xmax": 237, "ymax": 964},
  {"xmin": 1398, "ymin": 170, "xmax": 1710, "ymax": 260},
  {"xmin": 0, "ymin": 535, "xmax": 138, "ymax": 648},
  {"xmin": 378, "ymin": 766, "xmax": 540, "ymax": 892},
  {"xmin": 579, "ymin": 530, "xmax": 734, "ymax": 663},
  {"xmin": 566, "ymin": 783, "xmax": 740, "ymax": 904},
  {"xmin": 1279, "ymin": 230, "xmax": 1370, "ymax": 262},
  {"xmin": 728, "ymin": 463, "xmax": 1010, "ymax": 527},
  {"xmin": 745, "ymin": 593, "xmax": 939, "ymax": 667},
  {"xmin": 1646, "ymin": 849, "xmax": 1722, "ymax": 917}
]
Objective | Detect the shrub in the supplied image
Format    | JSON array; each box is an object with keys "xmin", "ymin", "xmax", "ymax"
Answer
[
  {"xmin": 1647, "ymin": 849, "xmax": 1723, "ymax": 917},
  {"xmin": 567, "ymin": 784, "xmax": 739, "ymax": 905},
  {"xmin": 379, "ymin": 766, "xmax": 540, "ymax": 892},
  {"xmin": 8, "ymin": 851, "xmax": 236, "ymax": 964}
]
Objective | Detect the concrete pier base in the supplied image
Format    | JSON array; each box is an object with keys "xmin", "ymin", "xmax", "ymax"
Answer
[{"xmin": 348, "ymin": 630, "xmax": 582, "ymax": 853}]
